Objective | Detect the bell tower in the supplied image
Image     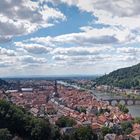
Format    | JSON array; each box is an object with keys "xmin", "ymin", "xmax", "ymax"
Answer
[
  {"xmin": 53, "ymin": 80, "xmax": 59, "ymax": 98},
  {"xmin": 17, "ymin": 80, "xmax": 21, "ymax": 92},
  {"xmin": 54, "ymin": 80, "xmax": 57, "ymax": 93}
]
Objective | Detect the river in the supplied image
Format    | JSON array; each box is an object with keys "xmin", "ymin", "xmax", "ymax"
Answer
[{"xmin": 58, "ymin": 81, "xmax": 140, "ymax": 117}]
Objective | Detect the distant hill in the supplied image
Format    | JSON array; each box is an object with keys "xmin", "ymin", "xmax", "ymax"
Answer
[
  {"xmin": 95, "ymin": 63, "xmax": 140, "ymax": 89},
  {"xmin": 0, "ymin": 79, "xmax": 9, "ymax": 88},
  {"xmin": 2, "ymin": 75, "xmax": 98, "ymax": 80}
]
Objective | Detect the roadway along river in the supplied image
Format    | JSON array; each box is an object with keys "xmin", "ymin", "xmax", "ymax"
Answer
[{"xmin": 58, "ymin": 81, "xmax": 140, "ymax": 117}]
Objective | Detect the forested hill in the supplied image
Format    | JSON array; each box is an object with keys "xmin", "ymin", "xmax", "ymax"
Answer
[{"xmin": 95, "ymin": 63, "xmax": 140, "ymax": 89}]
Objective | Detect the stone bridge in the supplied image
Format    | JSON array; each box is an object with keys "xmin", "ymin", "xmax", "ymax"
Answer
[{"xmin": 103, "ymin": 98, "xmax": 140, "ymax": 105}]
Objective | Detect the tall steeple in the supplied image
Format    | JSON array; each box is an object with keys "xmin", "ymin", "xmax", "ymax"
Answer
[
  {"xmin": 17, "ymin": 80, "xmax": 21, "ymax": 92},
  {"xmin": 54, "ymin": 80, "xmax": 57, "ymax": 93},
  {"xmin": 53, "ymin": 80, "xmax": 59, "ymax": 98}
]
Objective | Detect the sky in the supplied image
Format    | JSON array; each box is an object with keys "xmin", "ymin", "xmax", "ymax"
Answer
[{"xmin": 0, "ymin": 0, "xmax": 140, "ymax": 77}]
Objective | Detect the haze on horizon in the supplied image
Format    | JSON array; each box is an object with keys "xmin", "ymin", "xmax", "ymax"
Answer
[{"xmin": 0, "ymin": 0, "xmax": 140, "ymax": 77}]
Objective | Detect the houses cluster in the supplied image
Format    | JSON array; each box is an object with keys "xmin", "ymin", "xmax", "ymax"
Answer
[
  {"xmin": 49, "ymin": 84, "xmax": 140, "ymax": 140},
  {"xmin": 52, "ymin": 85, "xmax": 133, "ymax": 123},
  {"xmin": 1, "ymin": 80, "xmax": 140, "ymax": 139},
  {"xmin": 0, "ymin": 80, "xmax": 56, "ymax": 118}
]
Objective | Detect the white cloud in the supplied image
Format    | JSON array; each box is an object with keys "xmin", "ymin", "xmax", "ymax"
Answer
[
  {"xmin": 0, "ymin": 0, "xmax": 140, "ymax": 76},
  {"xmin": 55, "ymin": 0, "xmax": 140, "ymax": 17},
  {"xmin": 0, "ymin": 47, "xmax": 16, "ymax": 56},
  {"xmin": 18, "ymin": 55, "xmax": 47, "ymax": 64},
  {"xmin": 49, "ymin": 0, "xmax": 140, "ymax": 33},
  {"xmin": 53, "ymin": 54, "xmax": 111, "ymax": 64},
  {"xmin": 27, "ymin": 24, "xmax": 140, "ymax": 47},
  {"xmin": 117, "ymin": 47, "xmax": 140, "ymax": 54},
  {"xmin": 15, "ymin": 42, "xmax": 52, "ymax": 54},
  {"xmin": 28, "ymin": 27, "xmax": 123, "ymax": 47},
  {"xmin": 0, "ymin": 46, "xmax": 47, "ymax": 71},
  {"xmin": 41, "ymin": 5, "xmax": 66, "ymax": 21},
  {"xmin": 0, "ymin": 36, "xmax": 12, "ymax": 43},
  {"xmin": 52, "ymin": 46, "xmax": 113, "ymax": 56},
  {"xmin": 0, "ymin": 0, "xmax": 66, "ymax": 43}
]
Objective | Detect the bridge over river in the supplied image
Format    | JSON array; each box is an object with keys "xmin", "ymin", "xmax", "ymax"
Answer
[{"xmin": 103, "ymin": 98, "xmax": 140, "ymax": 105}]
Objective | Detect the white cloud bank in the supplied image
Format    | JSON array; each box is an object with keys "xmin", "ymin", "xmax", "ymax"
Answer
[
  {"xmin": 0, "ymin": 0, "xmax": 140, "ymax": 76},
  {"xmin": 0, "ymin": 0, "xmax": 66, "ymax": 43}
]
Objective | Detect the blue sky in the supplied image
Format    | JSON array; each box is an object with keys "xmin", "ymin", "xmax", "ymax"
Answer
[{"xmin": 0, "ymin": 0, "xmax": 140, "ymax": 77}]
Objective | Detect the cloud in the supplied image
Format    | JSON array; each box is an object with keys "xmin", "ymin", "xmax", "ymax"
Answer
[
  {"xmin": 0, "ymin": 46, "xmax": 47, "ymax": 70},
  {"xmin": 51, "ymin": 46, "xmax": 114, "ymax": 66},
  {"xmin": 48, "ymin": 0, "xmax": 140, "ymax": 31},
  {"xmin": 92, "ymin": 0, "xmax": 140, "ymax": 17},
  {"xmin": 26, "ymin": 0, "xmax": 140, "ymax": 47},
  {"xmin": 15, "ymin": 42, "xmax": 52, "ymax": 54},
  {"xmin": 54, "ymin": 0, "xmax": 140, "ymax": 17},
  {"xmin": 51, "ymin": 45, "xmax": 140, "ymax": 67},
  {"xmin": 52, "ymin": 54, "xmax": 110, "ymax": 64},
  {"xmin": 0, "ymin": 0, "xmax": 66, "ymax": 43},
  {"xmin": 28, "ymin": 27, "xmax": 122, "ymax": 47},
  {"xmin": 40, "ymin": 5, "xmax": 66, "ymax": 21},
  {"xmin": 0, "ymin": 63, "xmax": 11, "ymax": 68},
  {"xmin": 18, "ymin": 55, "xmax": 47, "ymax": 64},
  {"xmin": 0, "ymin": 36, "xmax": 12, "ymax": 43},
  {"xmin": 52, "ymin": 46, "xmax": 113, "ymax": 56},
  {"xmin": 0, "ymin": 47, "xmax": 17, "ymax": 56},
  {"xmin": 0, "ymin": 0, "xmax": 140, "ymax": 76},
  {"xmin": 117, "ymin": 47, "xmax": 140, "ymax": 54},
  {"xmin": 116, "ymin": 47, "xmax": 140, "ymax": 62},
  {"xmin": 15, "ymin": 23, "xmax": 139, "ymax": 70}
]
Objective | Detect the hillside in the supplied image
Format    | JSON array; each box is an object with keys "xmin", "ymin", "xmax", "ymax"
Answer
[
  {"xmin": 0, "ymin": 99, "xmax": 54, "ymax": 140},
  {"xmin": 0, "ymin": 99, "xmax": 98, "ymax": 140},
  {"xmin": 95, "ymin": 63, "xmax": 140, "ymax": 89}
]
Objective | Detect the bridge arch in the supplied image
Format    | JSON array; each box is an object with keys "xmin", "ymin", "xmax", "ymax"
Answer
[
  {"xmin": 119, "ymin": 100, "xmax": 126, "ymax": 105},
  {"xmin": 111, "ymin": 100, "xmax": 118, "ymax": 106},
  {"xmin": 103, "ymin": 98, "xmax": 140, "ymax": 106},
  {"xmin": 127, "ymin": 100, "xmax": 133, "ymax": 105},
  {"xmin": 135, "ymin": 100, "xmax": 140, "ymax": 105}
]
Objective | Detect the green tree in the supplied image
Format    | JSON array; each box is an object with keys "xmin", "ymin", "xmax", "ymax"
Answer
[
  {"xmin": 51, "ymin": 125, "xmax": 61, "ymax": 140},
  {"xmin": 134, "ymin": 117, "xmax": 140, "ymax": 124},
  {"xmin": 118, "ymin": 104, "xmax": 129, "ymax": 113},
  {"xmin": 74, "ymin": 126, "xmax": 97, "ymax": 140},
  {"xmin": 95, "ymin": 63, "xmax": 140, "ymax": 89},
  {"xmin": 75, "ymin": 107, "xmax": 86, "ymax": 114},
  {"xmin": 29, "ymin": 118, "xmax": 51, "ymax": 140},
  {"xmin": 101, "ymin": 126, "xmax": 112, "ymax": 136},
  {"xmin": 56, "ymin": 116, "xmax": 76, "ymax": 128},
  {"xmin": 0, "ymin": 128, "xmax": 12, "ymax": 140},
  {"xmin": 121, "ymin": 121, "xmax": 133, "ymax": 134},
  {"xmin": 0, "ymin": 100, "xmax": 52, "ymax": 140}
]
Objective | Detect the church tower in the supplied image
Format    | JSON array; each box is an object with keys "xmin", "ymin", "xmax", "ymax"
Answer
[
  {"xmin": 17, "ymin": 80, "xmax": 21, "ymax": 92},
  {"xmin": 54, "ymin": 80, "xmax": 57, "ymax": 93},
  {"xmin": 53, "ymin": 80, "xmax": 59, "ymax": 98}
]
